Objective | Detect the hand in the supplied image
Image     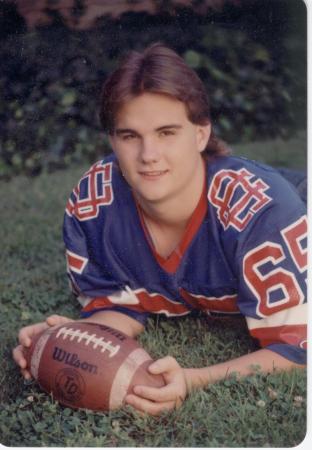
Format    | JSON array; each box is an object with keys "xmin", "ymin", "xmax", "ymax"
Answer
[
  {"xmin": 125, "ymin": 356, "xmax": 188, "ymax": 416},
  {"xmin": 12, "ymin": 314, "xmax": 71, "ymax": 380}
]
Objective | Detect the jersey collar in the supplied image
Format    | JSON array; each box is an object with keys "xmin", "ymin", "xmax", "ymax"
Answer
[{"xmin": 135, "ymin": 171, "xmax": 208, "ymax": 274}]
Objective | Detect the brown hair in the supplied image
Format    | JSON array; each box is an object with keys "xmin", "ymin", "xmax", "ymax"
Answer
[{"xmin": 99, "ymin": 43, "xmax": 230, "ymax": 158}]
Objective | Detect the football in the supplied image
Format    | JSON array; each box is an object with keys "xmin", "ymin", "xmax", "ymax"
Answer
[{"xmin": 24, "ymin": 321, "xmax": 165, "ymax": 411}]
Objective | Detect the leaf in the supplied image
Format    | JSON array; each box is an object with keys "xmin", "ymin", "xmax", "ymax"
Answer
[
  {"xmin": 253, "ymin": 47, "xmax": 270, "ymax": 63},
  {"xmin": 219, "ymin": 116, "xmax": 232, "ymax": 131},
  {"xmin": 183, "ymin": 50, "xmax": 201, "ymax": 68},
  {"xmin": 61, "ymin": 91, "xmax": 77, "ymax": 107},
  {"xmin": 21, "ymin": 310, "xmax": 31, "ymax": 321}
]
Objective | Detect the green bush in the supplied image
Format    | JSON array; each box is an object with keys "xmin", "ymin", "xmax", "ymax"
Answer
[
  {"xmin": 0, "ymin": 4, "xmax": 306, "ymax": 179},
  {"xmin": 184, "ymin": 26, "xmax": 297, "ymax": 141}
]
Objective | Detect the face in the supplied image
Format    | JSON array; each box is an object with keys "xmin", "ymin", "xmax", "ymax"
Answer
[{"xmin": 109, "ymin": 92, "xmax": 211, "ymax": 206}]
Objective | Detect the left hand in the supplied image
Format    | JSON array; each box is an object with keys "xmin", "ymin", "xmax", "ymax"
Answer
[{"xmin": 125, "ymin": 356, "xmax": 188, "ymax": 416}]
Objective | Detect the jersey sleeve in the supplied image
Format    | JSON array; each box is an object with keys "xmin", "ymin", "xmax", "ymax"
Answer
[
  {"xmin": 235, "ymin": 187, "xmax": 307, "ymax": 365},
  {"xmin": 208, "ymin": 158, "xmax": 307, "ymax": 364},
  {"xmin": 63, "ymin": 165, "xmax": 150, "ymax": 326}
]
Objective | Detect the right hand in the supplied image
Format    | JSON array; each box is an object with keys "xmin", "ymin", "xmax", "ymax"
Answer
[{"xmin": 12, "ymin": 314, "xmax": 71, "ymax": 380}]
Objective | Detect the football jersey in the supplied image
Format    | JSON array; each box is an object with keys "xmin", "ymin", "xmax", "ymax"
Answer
[{"xmin": 63, "ymin": 154, "xmax": 307, "ymax": 365}]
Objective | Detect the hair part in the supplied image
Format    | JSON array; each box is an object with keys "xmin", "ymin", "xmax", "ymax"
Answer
[{"xmin": 99, "ymin": 43, "xmax": 230, "ymax": 158}]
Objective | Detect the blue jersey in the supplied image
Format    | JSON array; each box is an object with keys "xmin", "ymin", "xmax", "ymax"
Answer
[{"xmin": 63, "ymin": 154, "xmax": 307, "ymax": 365}]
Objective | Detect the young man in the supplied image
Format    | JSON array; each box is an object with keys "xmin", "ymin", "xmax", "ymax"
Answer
[{"xmin": 13, "ymin": 43, "xmax": 307, "ymax": 416}]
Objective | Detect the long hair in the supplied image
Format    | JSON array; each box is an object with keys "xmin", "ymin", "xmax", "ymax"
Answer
[{"xmin": 99, "ymin": 43, "xmax": 230, "ymax": 158}]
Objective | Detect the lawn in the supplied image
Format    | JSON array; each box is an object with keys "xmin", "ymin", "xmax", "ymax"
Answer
[
  {"xmin": 0, "ymin": 136, "xmax": 307, "ymax": 447},
  {"xmin": 232, "ymin": 129, "xmax": 307, "ymax": 171}
]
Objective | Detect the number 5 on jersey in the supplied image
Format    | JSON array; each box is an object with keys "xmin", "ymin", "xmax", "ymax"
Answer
[{"xmin": 243, "ymin": 216, "xmax": 307, "ymax": 317}]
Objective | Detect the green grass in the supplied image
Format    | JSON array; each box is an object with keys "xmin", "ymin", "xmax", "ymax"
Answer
[
  {"xmin": 232, "ymin": 129, "xmax": 307, "ymax": 171},
  {"xmin": 0, "ymin": 139, "xmax": 307, "ymax": 447}
]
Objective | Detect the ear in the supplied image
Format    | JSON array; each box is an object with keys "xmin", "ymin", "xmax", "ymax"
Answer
[{"xmin": 196, "ymin": 123, "xmax": 211, "ymax": 153}]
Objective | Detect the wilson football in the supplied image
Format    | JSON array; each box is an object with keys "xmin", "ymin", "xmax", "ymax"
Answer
[{"xmin": 24, "ymin": 321, "xmax": 165, "ymax": 411}]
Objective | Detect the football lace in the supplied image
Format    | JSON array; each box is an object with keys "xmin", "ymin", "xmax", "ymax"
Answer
[{"xmin": 55, "ymin": 326, "xmax": 120, "ymax": 357}]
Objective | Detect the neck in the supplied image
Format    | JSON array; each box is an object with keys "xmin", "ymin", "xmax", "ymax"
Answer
[{"xmin": 135, "ymin": 158, "xmax": 205, "ymax": 229}]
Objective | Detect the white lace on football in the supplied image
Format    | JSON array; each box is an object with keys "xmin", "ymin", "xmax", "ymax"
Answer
[{"xmin": 55, "ymin": 327, "xmax": 120, "ymax": 357}]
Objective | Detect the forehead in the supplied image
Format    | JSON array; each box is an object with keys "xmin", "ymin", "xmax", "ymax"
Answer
[{"xmin": 115, "ymin": 92, "xmax": 190, "ymax": 129}]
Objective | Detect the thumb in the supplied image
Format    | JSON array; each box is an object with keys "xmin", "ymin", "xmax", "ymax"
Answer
[
  {"xmin": 148, "ymin": 356, "xmax": 179, "ymax": 374},
  {"xmin": 46, "ymin": 315, "xmax": 71, "ymax": 327}
]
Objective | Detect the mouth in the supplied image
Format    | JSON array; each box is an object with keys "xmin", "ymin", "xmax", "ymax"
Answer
[{"xmin": 138, "ymin": 170, "xmax": 168, "ymax": 179}]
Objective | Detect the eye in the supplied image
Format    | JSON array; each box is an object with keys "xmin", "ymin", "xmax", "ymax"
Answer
[
  {"xmin": 159, "ymin": 129, "xmax": 175, "ymax": 137},
  {"xmin": 121, "ymin": 133, "xmax": 137, "ymax": 141}
]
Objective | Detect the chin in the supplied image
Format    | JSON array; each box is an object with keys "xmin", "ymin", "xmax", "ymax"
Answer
[{"xmin": 135, "ymin": 189, "xmax": 168, "ymax": 204}]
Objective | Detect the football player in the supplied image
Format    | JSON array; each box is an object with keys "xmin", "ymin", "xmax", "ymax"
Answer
[{"xmin": 13, "ymin": 43, "xmax": 307, "ymax": 416}]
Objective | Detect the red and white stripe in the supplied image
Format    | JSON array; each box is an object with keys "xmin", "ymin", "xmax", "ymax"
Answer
[
  {"xmin": 246, "ymin": 303, "xmax": 307, "ymax": 348},
  {"xmin": 82, "ymin": 287, "xmax": 190, "ymax": 317},
  {"xmin": 82, "ymin": 286, "xmax": 240, "ymax": 317},
  {"xmin": 180, "ymin": 289, "xmax": 239, "ymax": 313},
  {"xmin": 66, "ymin": 250, "xmax": 88, "ymax": 275}
]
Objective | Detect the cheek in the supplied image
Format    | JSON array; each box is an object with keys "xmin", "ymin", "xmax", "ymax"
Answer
[
  {"xmin": 115, "ymin": 148, "xmax": 135, "ymax": 167},
  {"xmin": 178, "ymin": 133, "xmax": 198, "ymax": 152},
  {"xmin": 116, "ymin": 155, "xmax": 139, "ymax": 183},
  {"xmin": 175, "ymin": 137, "xmax": 202, "ymax": 163}
]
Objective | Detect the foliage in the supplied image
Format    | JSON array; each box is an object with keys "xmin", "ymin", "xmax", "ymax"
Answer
[
  {"xmin": 0, "ymin": 1, "xmax": 306, "ymax": 179},
  {"xmin": 0, "ymin": 159, "xmax": 307, "ymax": 447}
]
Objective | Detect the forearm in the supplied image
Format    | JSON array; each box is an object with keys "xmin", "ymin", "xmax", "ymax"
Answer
[
  {"xmin": 80, "ymin": 310, "xmax": 144, "ymax": 338},
  {"xmin": 185, "ymin": 348, "xmax": 305, "ymax": 392}
]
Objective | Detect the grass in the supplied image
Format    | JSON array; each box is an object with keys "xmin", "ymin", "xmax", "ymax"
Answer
[
  {"xmin": 232, "ymin": 129, "xmax": 307, "ymax": 171},
  {"xmin": 0, "ymin": 137, "xmax": 307, "ymax": 447}
]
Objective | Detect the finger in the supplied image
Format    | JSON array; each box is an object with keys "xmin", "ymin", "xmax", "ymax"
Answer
[
  {"xmin": 18, "ymin": 322, "xmax": 47, "ymax": 347},
  {"xmin": 46, "ymin": 315, "xmax": 71, "ymax": 327},
  {"xmin": 12, "ymin": 345, "xmax": 27, "ymax": 369},
  {"xmin": 148, "ymin": 356, "xmax": 179, "ymax": 375},
  {"xmin": 133, "ymin": 384, "xmax": 180, "ymax": 403},
  {"xmin": 21, "ymin": 368, "xmax": 32, "ymax": 380},
  {"xmin": 125, "ymin": 394, "xmax": 176, "ymax": 416},
  {"xmin": 13, "ymin": 346, "xmax": 33, "ymax": 380}
]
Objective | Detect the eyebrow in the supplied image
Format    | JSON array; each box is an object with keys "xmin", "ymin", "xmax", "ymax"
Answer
[{"xmin": 115, "ymin": 124, "xmax": 182, "ymax": 135}]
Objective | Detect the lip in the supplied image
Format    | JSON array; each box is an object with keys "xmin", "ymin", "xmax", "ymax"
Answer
[{"xmin": 138, "ymin": 170, "xmax": 168, "ymax": 180}]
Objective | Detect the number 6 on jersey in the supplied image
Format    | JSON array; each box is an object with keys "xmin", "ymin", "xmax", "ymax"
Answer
[{"xmin": 243, "ymin": 216, "xmax": 307, "ymax": 317}]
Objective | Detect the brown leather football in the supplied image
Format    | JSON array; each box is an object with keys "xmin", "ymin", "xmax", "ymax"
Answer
[{"xmin": 24, "ymin": 321, "xmax": 165, "ymax": 411}]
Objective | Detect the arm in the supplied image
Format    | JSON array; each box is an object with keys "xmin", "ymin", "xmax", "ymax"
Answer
[
  {"xmin": 13, "ymin": 310, "xmax": 144, "ymax": 379},
  {"xmin": 127, "ymin": 220, "xmax": 307, "ymax": 414},
  {"xmin": 14, "ymin": 165, "xmax": 146, "ymax": 377},
  {"xmin": 126, "ymin": 238, "xmax": 307, "ymax": 414},
  {"xmin": 184, "ymin": 347, "xmax": 304, "ymax": 391},
  {"xmin": 126, "ymin": 166, "xmax": 307, "ymax": 415},
  {"xmin": 125, "ymin": 346, "xmax": 305, "ymax": 416},
  {"xmin": 82, "ymin": 309, "xmax": 144, "ymax": 337}
]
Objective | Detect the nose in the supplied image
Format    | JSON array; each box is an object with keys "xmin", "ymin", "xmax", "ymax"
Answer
[{"xmin": 139, "ymin": 137, "xmax": 161, "ymax": 163}]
